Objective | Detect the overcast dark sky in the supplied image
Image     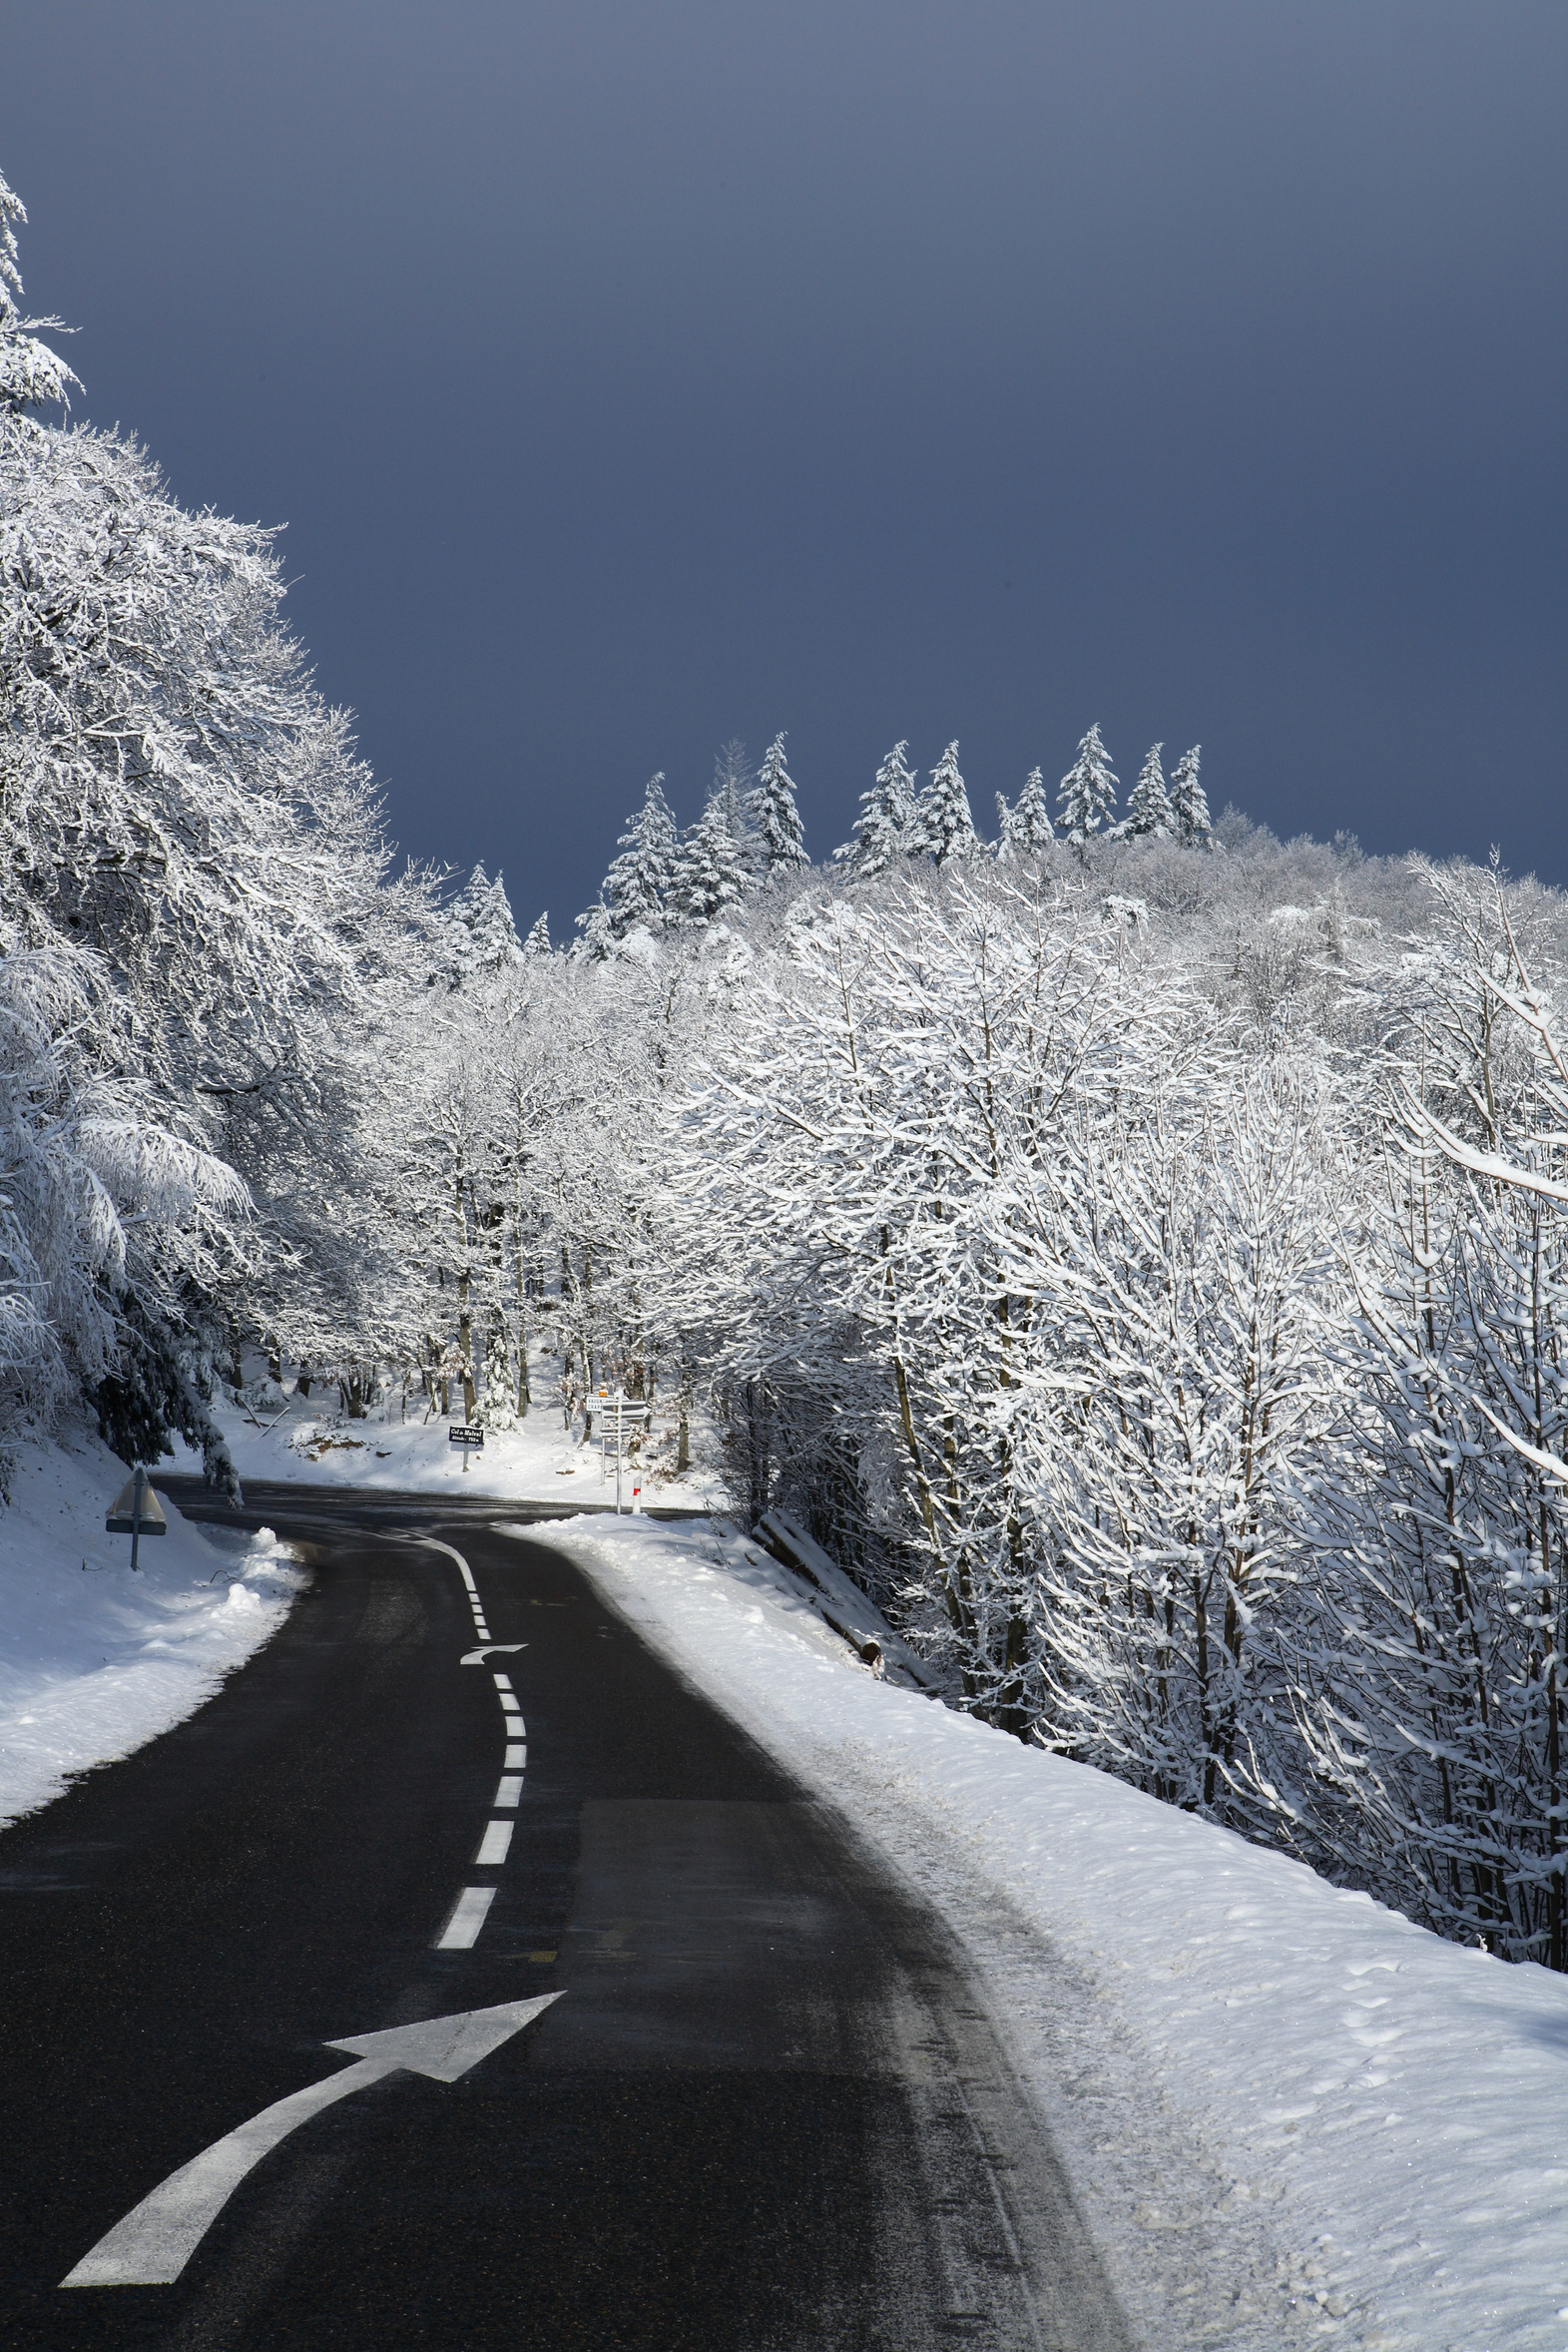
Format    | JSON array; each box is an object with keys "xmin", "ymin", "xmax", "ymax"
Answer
[{"xmin": 5, "ymin": 2, "xmax": 1564, "ymax": 929}]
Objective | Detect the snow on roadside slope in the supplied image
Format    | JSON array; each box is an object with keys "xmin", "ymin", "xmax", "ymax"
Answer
[
  {"xmin": 540, "ymin": 1513, "xmax": 1568, "ymax": 2352},
  {"xmin": 0, "ymin": 1423, "xmax": 303, "ymax": 1831},
  {"xmin": 168, "ymin": 1370, "xmax": 727, "ymax": 1508}
]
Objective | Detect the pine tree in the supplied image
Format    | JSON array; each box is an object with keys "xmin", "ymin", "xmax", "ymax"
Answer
[
  {"xmin": 1122, "ymin": 744, "xmax": 1174, "ymax": 839},
  {"xmin": 913, "ymin": 742, "xmax": 978, "ymax": 866},
  {"xmin": 522, "ymin": 912, "xmax": 551, "ymax": 957},
  {"xmin": 997, "ymin": 767, "xmax": 1054, "ymax": 861},
  {"xmin": 444, "ymin": 865, "xmax": 524, "ymax": 985},
  {"xmin": 668, "ymin": 794, "xmax": 753, "ymax": 926},
  {"xmin": 746, "ymin": 734, "xmax": 809, "ymax": 875},
  {"xmin": 0, "ymin": 171, "xmax": 79, "ymax": 418},
  {"xmin": 575, "ymin": 774, "xmax": 678, "ymax": 950},
  {"xmin": 835, "ymin": 741, "xmax": 917, "ymax": 877},
  {"xmin": 1056, "ymin": 725, "xmax": 1119, "ymax": 859},
  {"xmin": 1169, "ymin": 745, "xmax": 1211, "ymax": 849}
]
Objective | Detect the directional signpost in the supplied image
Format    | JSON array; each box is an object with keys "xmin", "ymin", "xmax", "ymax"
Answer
[
  {"xmin": 597, "ymin": 1387, "xmax": 635, "ymax": 1512},
  {"xmin": 105, "ymin": 1468, "xmax": 167, "ymax": 1572},
  {"xmin": 60, "ymin": 1994, "xmax": 563, "ymax": 2288},
  {"xmin": 449, "ymin": 1424, "xmax": 485, "ymax": 1472}
]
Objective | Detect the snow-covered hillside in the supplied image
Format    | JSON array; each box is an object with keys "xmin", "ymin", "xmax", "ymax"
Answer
[
  {"xmin": 0, "ymin": 1424, "xmax": 302, "ymax": 1831},
  {"xmin": 548, "ymin": 1512, "xmax": 1568, "ymax": 2352}
]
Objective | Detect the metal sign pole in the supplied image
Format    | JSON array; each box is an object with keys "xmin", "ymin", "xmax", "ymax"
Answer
[
  {"xmin": 615, "ymin": 1390, "xmax": 624, "ymax": 1514},
  {"xmin": 131, "ymin": 1468, "xmax": 144, "ymax": 1574}
]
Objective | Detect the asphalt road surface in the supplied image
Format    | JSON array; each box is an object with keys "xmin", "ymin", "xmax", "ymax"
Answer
[{"xmin": 0, "ymin": 1482, "xmax": 1132, "ymax": 2351}]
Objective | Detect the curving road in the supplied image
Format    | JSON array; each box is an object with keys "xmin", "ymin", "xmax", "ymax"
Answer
[{"xmin": 0, "ymin": 1482, "xmax": 1132, "ymax": 2350}]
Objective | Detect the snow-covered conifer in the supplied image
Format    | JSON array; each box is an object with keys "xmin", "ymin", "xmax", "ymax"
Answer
[
  {"xmin": 443, "ymin": 865, "xmax": 524, "ymax": 985},
  {"xmin": 1169, "ymin": 745, "xmax": 1211, "ymax": 848},
  {"xmin": 576, "ymin": 774, "xmax": 678, "ymax": 950},
  {"xmin": 913, "ymin": 742, "xmax": 978, "ymax": 865},
  {"xmin": 0, "ymin": 171, "xmax": 79, "ymax": 419},
  {"xmin": 667, "ymin": 794, "xmax": 753, "ymax": 926},
  {"xmin": 746, "ymin": 734, "xmax": 809, "ymax": 876},
  {"xmin": 834, "ymin": 741, "xmax": 917, "ymax": 877},
  {"xmin": 997, "ymin": 767, "xmax": 1054, "ymax": 861},
  {"xmin": 1056, "ymin": 725, "xmax": 1119, "ymax": 858},
  {"xmin": 522, "ymin": 911, "xmax": 551, "ymax": 957},
  {"xmin": 1122, "ymin": 744, "xmax": 1174, "ymax": 839}
]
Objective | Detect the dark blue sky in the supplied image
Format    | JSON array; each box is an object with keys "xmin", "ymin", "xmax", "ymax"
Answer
[{"xmin": 6, "ymin": 2, "xmax": 1563, "ymax": 931}]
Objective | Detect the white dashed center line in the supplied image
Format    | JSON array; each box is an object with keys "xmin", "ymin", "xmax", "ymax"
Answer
[
  {"xmin": 475, "ymin": 1820, "xmax": 514, "ymax": 1867},
  {"xmin": 435, "ymin": 1886, "xmax": 497, "ymax": 1949},
  {"xmin": 410, "ymin": 1536, "xmax": 535, "ymax": 1954}
]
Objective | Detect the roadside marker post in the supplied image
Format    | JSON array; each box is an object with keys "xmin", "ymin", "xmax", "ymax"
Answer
[
  {"xmin": 597, "ymin": 1387, "xmax": 633, "ymax": 1512},
  {"xmin": 106, "ymin": 1468, "xmax": 167, "ymax": 1572},
  {"xmin": 449, "ymin": 1425, "xmax": 485, "ymax": 1473}
]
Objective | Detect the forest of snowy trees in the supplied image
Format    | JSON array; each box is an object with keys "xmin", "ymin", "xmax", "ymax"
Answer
[{"xmin": 5, "ymin": 168, "xmax": 1567, "ymax": 1972}]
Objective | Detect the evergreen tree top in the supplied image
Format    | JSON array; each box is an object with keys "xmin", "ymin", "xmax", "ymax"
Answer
[
  {"xmin": 1169, "ymin": 745, "xmax": 1211, "ymax": 848},
  {"xmin": 1123, "ymin": 744, "xmax": 1174, "ymax": 841},
  {"xmin": 834, "ymin": 740, "xmax": 917, "ymax": 877},
  {"xmin": 0, "ymin": 171, "xmax": 80, "ymax": 417},
  {"xmin": 747, "ymin": 733, "xmax": 809, "ymax": 873},
  {"xmin": 669, "ymin": 793, "xmax": 754, "ymax": 926},
  {"xmin": 1057, "ymin": 724, "xmax": 1119, "ymax": 856},
  {"xmin": 577, "ymin": 772, "xmax": 679, "ymax": 949},
  {"xmin": 998, "ymin": 766, "xmax": 1054, "ymax": 861},
  {"xmin": 444, "ymin": 862, "xmax": 523, "ymax": 981},
  {"xmin": 915, "ymin": 741, "xmax": 978, "ymax": 866}
]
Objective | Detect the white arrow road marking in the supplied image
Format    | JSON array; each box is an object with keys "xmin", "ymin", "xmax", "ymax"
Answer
[
  {"xmin": 460, "ymin": 1643, "xmax": 526, "ymax": 1666},
  {"xmin": 60, "ymin": 1995, "xmax": 562, "ymax": 2289}
]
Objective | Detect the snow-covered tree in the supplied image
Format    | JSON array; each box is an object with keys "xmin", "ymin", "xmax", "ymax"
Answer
[
  {"xmin": 667, "ymin": 793, "xmax": 753, "ymax": 926},
  {"xmin": 576, "ymin": 774, "xmax": 678, "ymax": 951},
  {"xmin": 996, "ymin": 767, "xmax": 1054, "ymax": 861},
  {"xmin": 0, "ymin": 167, "xmax": 433, "ymax": 1461},
  {"xmin": 713, "ymin": 739, "xmax": 757, "ymax": 868},
  {"xmin": 835, "ymin": 741, "xmax": 917, "ymax": 878},
  {"xmin": 522, "ymin": 911, "xmax": 551, "ymax": 957},
  {"xmin": 913, "ymin": 742, "xmax": 978, "ymax": 865},
  {"xmin": 440, "ymin": 864, "xmax": 524, "ymax": 987},
  {"xmin": 1056, "ymin": 725, "xmax": 1119, "ymax": 858},
  {"xmin": 746, "ymin": 733, "xmax": 809, "ymax": 876},
  {"xmin": 1169, "ymin": 745, "xmax": 1211, "ymax": 849},
  {"xmin": 1121, "ymin": 744, "xmax": 1174, "ymax": 839},
  {"xmin": 0, "ymin": 169, "xmax": 79, "ymax": 419}
]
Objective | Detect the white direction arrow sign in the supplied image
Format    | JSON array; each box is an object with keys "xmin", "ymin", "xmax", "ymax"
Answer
[{"xmin": 61, "ymin": 1994, "xmax": 562, "ymax": 2289}]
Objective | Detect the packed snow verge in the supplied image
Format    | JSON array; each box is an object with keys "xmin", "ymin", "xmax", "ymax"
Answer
[
  {"xmin": 0, "ymin": 1423, "xmax": 304, "ymax": 1832},
  {"xmin": 168, "ymin": 1356, "xmax": 727, "ymax": 1510},
  {"xmin": 536, "ymin": 1513, "xmax": 1568, "ymax": 2352}
]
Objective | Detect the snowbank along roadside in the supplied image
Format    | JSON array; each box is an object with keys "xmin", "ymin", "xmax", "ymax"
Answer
[
  {"xmin": 169, "ymin": 1370, "xmax": 727, "ymax": 1508},
  {"xmin": 542, "ymin": 1512, "xmax": 1568, "ymax": 2352},
  {"xmin": 0, "ymin": 1424, "xmax": 303, "ymax": 1832}
]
